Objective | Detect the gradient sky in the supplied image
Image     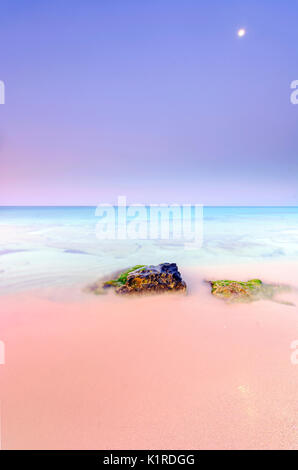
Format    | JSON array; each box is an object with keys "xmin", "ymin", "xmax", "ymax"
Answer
[{"xmin": 0, "ymin": 0, "xmax": 298, "ymax": 205}]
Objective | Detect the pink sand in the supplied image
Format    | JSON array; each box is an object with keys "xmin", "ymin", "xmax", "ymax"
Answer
[{"xmin": 0, "ymin": 261, "xmax": 298, "ymax": 449}]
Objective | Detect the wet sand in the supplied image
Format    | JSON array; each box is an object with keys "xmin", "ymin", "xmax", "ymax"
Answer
[{"xmin": 0, "ymin": 261, "xmax": 297, "ymax": 449}]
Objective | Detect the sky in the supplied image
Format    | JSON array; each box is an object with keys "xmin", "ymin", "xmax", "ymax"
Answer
[{"xmin": 0, "ymin": 0, "xmax": 298, "ymax": 205}]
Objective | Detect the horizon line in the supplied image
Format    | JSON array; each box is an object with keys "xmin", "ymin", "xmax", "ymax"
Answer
[{"xmin": 0, "ymin": 204, "xmax": 298, "ymax": 208}]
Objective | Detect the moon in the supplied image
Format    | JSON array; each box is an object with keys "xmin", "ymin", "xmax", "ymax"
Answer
[{"xmin": 237, "ymin": 28, "xmax": 246, "ymax": 37}]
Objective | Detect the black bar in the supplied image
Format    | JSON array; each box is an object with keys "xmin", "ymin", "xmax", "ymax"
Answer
[{"xmin": 0, "ymin": 450, "xmax": 295, "ymax": 466}]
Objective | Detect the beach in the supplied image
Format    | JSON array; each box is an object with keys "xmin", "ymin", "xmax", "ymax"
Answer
[
  {"xmin": 1, "ymin": 0, "xmax": 297, "ymax": 455},
  {"xmin": 0, "ymin": 206, "xmax": 298, "ymax": 449},
  {"xmin": 0, "ymin": 259, "xmax": 298, "ymax": 449}
]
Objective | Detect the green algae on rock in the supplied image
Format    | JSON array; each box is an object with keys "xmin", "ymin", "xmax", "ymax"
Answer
[
  {"xmin": 103, "ymin": 265, "xmax": 146, "ymax": 288},
  {"xmin": 209, "ymin": 279, "xmax": 293, "ymax": 304},
  {"xmin": 84, "ymin": 265, "xmax": 146, "ymax": 295}
]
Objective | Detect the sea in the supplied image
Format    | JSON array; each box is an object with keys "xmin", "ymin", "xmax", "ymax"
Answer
[{"xmin": 0, "ymin": 206, "xmax": 297, "ymax": 293}]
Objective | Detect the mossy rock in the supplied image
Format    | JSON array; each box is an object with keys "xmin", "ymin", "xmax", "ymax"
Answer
[
  {"xmin": 209, "ymin": 279, "xmax": 293, "ymax": 304},
  {"xmin": 116, "ymin": 263, "xmax": 186, "ymax": 295},
  {"xmin": 86, "ymin": 263, "xmax": 186, "ymax": 296}
]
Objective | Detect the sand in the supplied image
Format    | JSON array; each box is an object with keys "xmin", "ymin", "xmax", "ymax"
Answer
[{"xmin": 0, "ymin": 261, "xmax": 297, "ymax": 449}]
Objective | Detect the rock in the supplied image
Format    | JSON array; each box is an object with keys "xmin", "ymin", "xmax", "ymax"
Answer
[
  {"xmin": 209, "ymin": 279, "xmax": 293, "ymax": 304},
  {"xmin": 85, "ymin": 263, "xmax": 187, "ymax": 296},
  {"xmin": 115, "ymin": 263, "xmax": 187, "ymax": 295}
]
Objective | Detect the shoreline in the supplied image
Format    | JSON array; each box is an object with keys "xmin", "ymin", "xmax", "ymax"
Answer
[{"xmin": 1, "ymin": 258, "xmax": 297, "ymax": 300}]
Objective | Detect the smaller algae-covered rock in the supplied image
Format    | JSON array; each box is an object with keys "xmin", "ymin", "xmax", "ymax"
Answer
[{"xmin": 209, "ymin": 279, "xmax": 292, "ymax": 304}]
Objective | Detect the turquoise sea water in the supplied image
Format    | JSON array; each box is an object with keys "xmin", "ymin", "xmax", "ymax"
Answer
[{"xmin": 0, "ymin": 206, "xmax": 298, "ymax": 293}]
